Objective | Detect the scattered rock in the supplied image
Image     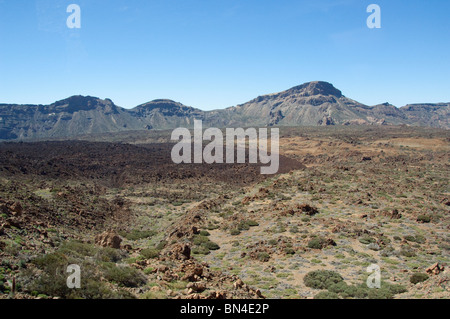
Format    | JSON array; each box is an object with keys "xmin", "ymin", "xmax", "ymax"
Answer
[
  {"xmin": 298, "ymin": 204, "xmax": 319, "ymax": 216},
  {"xmin": 95, "ymin": 231, "xmax": 122, "ymax": 249},
  {"xmin": 390, "ymin": 209, "xmax": 402, "ymax": 220},
  {"xmin": 233, "ymin": 279, "xmax": 244, "ymax": 289},
  {"xmin": 426, "ymin": 263, "xmax": 445, "ymax": 276},
  {"xmin": 122, "ymin": 244, "xmax": 133, "ymax": 251},
  {"xmin": 187, "ymin": 282, "xmax": 206, "ymax": 293},
  {"xmin": 192, "ymin": 226, "xmax": 200, "ymax": 235},
  {"xmin": 10, "ymin": 202, "xmax": 23, "ymax": 217},
  {"xmin": 165, "ymin": 243, "xmax": 191, "ymax": 260}
]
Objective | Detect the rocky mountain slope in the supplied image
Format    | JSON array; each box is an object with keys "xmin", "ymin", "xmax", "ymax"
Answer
[{"xmin": 1, "ymin": 82, "xmax": 448, "ymax": 140}]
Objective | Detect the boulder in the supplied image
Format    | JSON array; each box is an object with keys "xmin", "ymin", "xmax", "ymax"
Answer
[
  {"xmin": 426, "ymin": 263, "xmax": 445, "ymax": 276},
  {"xmin": 95, "ymin": 231, "xmax": 122, "ymax": 249},
  {"xmin": 10, "ymin": 202, "xmax": 23, "ymax": 217},
  {"xmin": 165, "ymin": 243, "xmax": 191, "ymax": 260}
]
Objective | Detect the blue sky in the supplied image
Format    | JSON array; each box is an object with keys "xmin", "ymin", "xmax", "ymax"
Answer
[{"xmin": 0, "ymin": 0, "xmax": 449, "ymax": 110}]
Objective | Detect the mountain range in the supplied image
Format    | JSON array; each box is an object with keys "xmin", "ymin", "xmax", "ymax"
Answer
[{"xmin": 1, "ymin": 81, "xmax": 448, "ymax": 140}]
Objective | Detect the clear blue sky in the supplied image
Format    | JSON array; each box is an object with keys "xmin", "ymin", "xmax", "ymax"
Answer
[{"xmin": 1, "ymin": 0, "xmax": 449, "ymax": 110}]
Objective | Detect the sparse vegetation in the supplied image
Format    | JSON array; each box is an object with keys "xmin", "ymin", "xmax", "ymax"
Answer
[
  {"xmin": 410, "ymin": 273, "xmax": 429, "ymax": 285},
  {"xmin": 1, "ymin": 126, "xmax": 448, "ymax": 300}
]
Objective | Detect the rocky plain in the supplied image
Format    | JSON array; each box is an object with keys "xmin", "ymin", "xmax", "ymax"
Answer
[{"xmin": 0, "ymin": 125, "xmax": 448, "ymax": 299}]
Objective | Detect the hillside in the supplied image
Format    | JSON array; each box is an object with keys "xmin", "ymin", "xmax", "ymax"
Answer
[{"xmin": 0, "ymin": 82, "xmax": 448, "ymax": 140}]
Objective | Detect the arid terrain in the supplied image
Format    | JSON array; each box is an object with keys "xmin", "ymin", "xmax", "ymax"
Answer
[{"xmin": 0, "ymin": 126, "xmax": 448, "ymax": 299}]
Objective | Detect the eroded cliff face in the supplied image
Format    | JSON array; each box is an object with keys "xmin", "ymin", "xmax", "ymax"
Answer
[{"xmin": 1, "ymin": 81, "xmax": 448, "ymax": 140}]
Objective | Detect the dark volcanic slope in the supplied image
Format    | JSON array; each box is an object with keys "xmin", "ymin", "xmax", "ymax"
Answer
[
  {"xmin": 1, "ymin": 82, "xmax": 448, "ymax": 140},
  {"xmin": 0, "ymin": 141, "xmax": 304, "ymax": 188}
]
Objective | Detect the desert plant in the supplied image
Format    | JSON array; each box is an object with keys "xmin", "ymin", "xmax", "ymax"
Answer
[
  {"xmin": 199, "ymin": 230, "xmax": 210, "ymax": 236},
  {"xmin": 416, "ymin": 215, "xmax": 431, "ymax": 223},
  {"xmin": 307, "ymin": 237, "xmax": 327, "ymax": 249},
  {"xmin": 230, "ymin": 229, "xmax": 241, "ymax": 236},
  {"xmin": 314, "ymin": 291, "xmax": 340, "ymax": 299},
  {"xmin": 102, "ymin": 263, "xmax": 146, "ymax": 288},
  {"xmin": 410, "ymin": 273, "xmax": 429, "ymax": 285},
  {"xmin": 257, "ymin": 252, "xmax": 270, "ymax": 262},
  {"xmin": 303, "ymin": 270, "xmax": 344, "ymax": 290},
  {"xmin": 140, "ymin": 248, "xmax": 160, "ymax": 259}
]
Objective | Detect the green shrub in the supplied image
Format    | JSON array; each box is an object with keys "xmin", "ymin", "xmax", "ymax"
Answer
[
  {"xmin": 400, "ymin": 248, "xmax": 416, "ymax": 257},
  {"xmin": 284, "ymin": 248, "xmax": 295, "ymax": 255},
  {"xmin": 203, "ymin": 241, "xmax": 220, "ymax": 251},
  {"xmin": 193, "ymin": 235, "xmax": 210, "ymax": 245},
  {"xmin": 304, "ymin": 270, "xmax": 344, "ymax": 290},
  {"xmin": 156, "ymin": 240, "xmax": 167, "ymax": 250},
  {"xmin": 246, "ymin": 220, "xmax": 259, "ymax": 227},
  {"xmin": 192, "ymin": 246, "xmax": 210, "ymax": 255},
  {"xmin": 328, "ymin": 281, "xmax": 349, "ymax": 294},
  {"xmin": 257, "ymin": 252, "xmax": 270, "ymax": 262},
  {"xmin": 230, "ymin": 229, "xmax": 241, "ymax": 236},
  {"xmin": 102, "ymin": 263, "xmax": 146, "ymax": 288},
  {"xmin": 268, "ymin": 239, "xmax": 278, "ymax": 246},
  {"xmin": 58, "ymin": 240, "xmax": 97, "ymax": 258},
  {"xmin": 404, "ymin": 235, "xmax": 426, "ymax": 244},
  {"xmin": 289, "ymin": 226, "xmax": 299, "ymax": 234},
  {"xmin": 206, "ymin": 223, "xmax": 219, "ymax": 230},
  {"xmin": 97, "ymin": 247, "xmax": 124, "ymax": 263},
  {"xmin": 410, "ymin": 273, "xmax": 429, "ymax": 285},
  {"xmin": 199, "ymin": 230, "xmax": 210, "ymax": 237},
  {"xmin": 307, "ymin": 237, "xmax": 326, "ymax": 249},
  {"xmin": 119, "ymin": 230, "xmax": 156, "ymax": 241},
  {"xmin": 32, "ymin": 252, "xmax": 70, "ymax": 273},
  {"xmin": 314, "ymin": 291, "xmax": 340, "ymax": 299},
  {"xmin": 238, "ymin": 221, "xmax": 250, "ymax": 231},
  {"xmin": 416, "ymin": 215, "xmax": 431, "ymax": 223},
  {"xmin": 359, "ymin": 236, "xmax": 376, "ymax": 245},
  {"xmin": 69, "ymin": 279, "xmax": 135, "ymax": 299},
  {"xmin": 329, "ymin": 281, "xmax": 406, "ymax": 299},
  {"xmin": 140, "ymin": 248, "xmax": 160, "ymax": 259},
  {"xmin": 366, "ymin": 283, "xmax": 407, "ymax": 299}
]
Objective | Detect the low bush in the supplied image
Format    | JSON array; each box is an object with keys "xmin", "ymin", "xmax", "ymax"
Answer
[
  {"xmin": 140, "ymin": 248, "xmax": 160, "ymax": 259},
  {"xmin": 284, "ymin": 248, "xmax": 295, "ymax": 255},
  {"xmin": 230, "ymin": 229, "xmax": 241, "ymax": 236},
  {"xmin": 199, "ymin": 230, "xmax": 210, "ymax": 237},
  {"xmin": 304, "ymin": 270, "xmax": 344, "ymax": 290},
  {"xmin": 257, "ymin": 252, "xmax": 270, "ymax": 262},
  {"xmin": 119, "ymin": 230, "xmax": 156, "ymax": 241},
  {"xmin": 307, "ymin": 237, "xmax": 327, "ymax": 250},
  {"xmin": 192, "ymin": 246, "xmax": 210, "ymax": 255},
  {"xmin": 102, "ymin": 263, "xmax": 146, "ymax": 288},
  {"xmin": 416, "ymin": 215, "xmax": 431, "ymax": 223},
  {"xmin": 203, "ymin": 241, "xmax": 220, "ymax": 251},
  {"xmin": 314, "ymin": 291, "xmax": 340, "ymax": 299},
  {"xmin": 410, "ymin": 273, "xmax": 429, "ymax": 285},
  {"xmin": 359, "ymin": 236, "xmax": 376, "ymax": 245}
]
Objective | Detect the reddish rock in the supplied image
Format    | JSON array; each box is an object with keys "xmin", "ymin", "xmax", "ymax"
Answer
[
  {"xmin": 10, "ymin": 202, "xmax": 23, "ymax": 217},
  {"xmin": 426, "ymin": 263, "xmax": 444, "ymax": 276},
  {"xmin": 95, "ymin": 231, "xmax": 122, "ymax": 249}
]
